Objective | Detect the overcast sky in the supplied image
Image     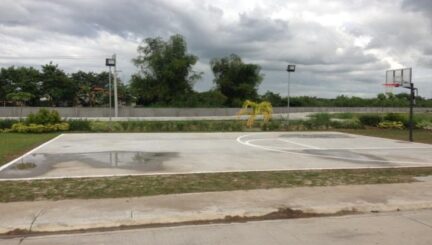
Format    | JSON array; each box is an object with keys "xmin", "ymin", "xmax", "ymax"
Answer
[{"xmin": 1, "ymin": 0, "xmax": 431, "ymax": 98}]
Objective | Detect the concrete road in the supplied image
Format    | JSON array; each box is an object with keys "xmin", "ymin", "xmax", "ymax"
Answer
[
  {"xmin": 2, "ymin": 181, "xmax": 432, "ymax": 234},
  {"xmin": 4, "ymin": 210, "xmax": 432, "ymax": 245}
]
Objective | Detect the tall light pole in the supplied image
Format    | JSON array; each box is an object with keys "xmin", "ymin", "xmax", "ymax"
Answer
[
  {"xmin": 108, "ymin": 65, "xmax": 112, "ymax": 121},
  {"xmin": 113, "ymin": 54, "xmax": 119, "ymax": 118},
  {"xmin": 105, "ymin": 55, "xmax": 118, "ymax": 118},
  {"xmin": 286, "ymin": 64, "xmax": 296, "ymax": 127}
]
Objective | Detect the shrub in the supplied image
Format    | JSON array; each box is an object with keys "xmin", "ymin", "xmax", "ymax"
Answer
[
  {"xmin": 27, "ymin": 109, "xmax": 62, "ymax": 125},
  {"xmin": 0, "ymin": 128, "xmax": 12, "ymax": 133},
  {"xmin": 11, "ymin": 122, "xmax": 69, "ymax": 133},
  {"xmin": 308, "ymin": 113, "xmax": 332, "ymax": 129},
  {"xmin": 384, "ymin": 113, "xmax": 408, "ymax": 125},
  {"xmin": 89, "ymin": 121, "xmax": 123, "ymax": 132},
  {"xmin": 262, "ymin": 120, "xmax": 282, "ymax": 131},
  {"xmin": 68, "ymin": 120, "xmax": 91, "ymax": 131},
  {"xmin": 417, "ymin": 120, "xmax": 432, "ymax": 131},
  {"xmin": 0, "ymin": 119, "xmax": 19, "ymax": 129},
  {"xmin": 331, "ymin": 113, "xmax": 355, "ymax": 119},
  {"xmin": 331, "ymin": 119, "xmax": 363, "ymax": 129},
  {"xmin": 377, "ymin": 121, "xmax": 404, "ymax": 129},
  {"xmin": 359, "ymin": 114, "xmax": 382, "ymax": 127}
]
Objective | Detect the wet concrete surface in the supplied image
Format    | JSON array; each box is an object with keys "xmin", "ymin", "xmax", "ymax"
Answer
[
  {"xmin": 0, "ymin": 151, "xmax": 178, "ymax": 179},
  {"xmin": 279, "ymin": 133, "xmax": 353, "ymax": 139},
  {"xmin": 301, "ymin": 149, "xmax": 393, "ymax": 166},
  {"xmin": 1, "ymin": 132, "xmax": 432, "ymax": 179}
]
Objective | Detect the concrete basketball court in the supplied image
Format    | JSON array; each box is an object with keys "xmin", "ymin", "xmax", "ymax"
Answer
[{"xmin": 1, "ymin": 132, "xmax": 432, "ymax": 180}]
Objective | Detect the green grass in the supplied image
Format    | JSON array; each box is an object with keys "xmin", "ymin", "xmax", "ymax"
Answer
[
  {"xmin": 0, "ymin": 133, "xmax": 59, "ymax": 166},
  {"xmin": 330, "ymin": 112, "xmax": 432, "ymax": 121},
  {"xmin": 1, "ymin": 167, "xmax": 432, "ymax": 202},
  {"xmin": 339, "ymin": 129, "xmax": 432, "ymax": 144}
]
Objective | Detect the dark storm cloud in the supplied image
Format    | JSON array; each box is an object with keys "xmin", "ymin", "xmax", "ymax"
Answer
[
  {"xmin": 403, "ymin": 0, "xmax": 432, "ymax": 14},
  {"xmin": 0, "ymin": 0, "xmax": 177, "ymax": 38}
]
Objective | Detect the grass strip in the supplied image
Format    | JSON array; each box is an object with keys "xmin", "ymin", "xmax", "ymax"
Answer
[
  {"xmin": 338, "ymin": 129, "xmax": 432, "ymax": 144},
  {"xmin": 0, "ymin": 133, "xmax": 59, "ymax": 166},
  {"xmin": 1, "ymin": 167, "xmax": 432, "ymax": 203}
]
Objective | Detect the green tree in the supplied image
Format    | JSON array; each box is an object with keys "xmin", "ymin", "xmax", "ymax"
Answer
[
  {"xmin": 40, "ymin": 63, "xmax": 77, "ymax": 106},
  {"xmin": 0, "ymin": 66, "xmax": 41, "ymax": 106},
  {"xmin": 6, "ymin": 92, "xmax": 33, "ymax": 106},
  {"xmin": 131, "ymin": 34, "xmax": 201, "ymax": 106},
  {"xmin": 71, "ymin": 71, "xmax": 96, "ymax": 106},
  {"xmin": 261, "ymin": 91, "xmax": 285, "ymax": 106},
  {"xmin": 211, "ymin": 54, "xmax": 263, "ymax": 107}
]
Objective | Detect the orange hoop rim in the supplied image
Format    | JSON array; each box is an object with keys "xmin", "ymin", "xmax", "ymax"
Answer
[{"xmin": 383, "ymin": 83, "xmax": 400, "ymax": 87}]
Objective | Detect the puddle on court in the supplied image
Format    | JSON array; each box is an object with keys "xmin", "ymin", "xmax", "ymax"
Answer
[
  {"xmin": 0, "ymin": 151, "xmax": 178, "ymax": 179},
  {"xmin": 279, "ymin": 134, "xmax": 353, "ymax": 139}
]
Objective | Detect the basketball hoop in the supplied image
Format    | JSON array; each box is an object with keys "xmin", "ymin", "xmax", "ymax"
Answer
[
  {"xmin": 383, "ymin": 83, "xmax": 400, "ymax": 94},
  {"xmin": 383, "ymin": 67, "xmax": 417, "ymax": 142}
]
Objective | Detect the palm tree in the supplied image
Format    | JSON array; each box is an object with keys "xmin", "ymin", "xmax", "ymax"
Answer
[{"xmin": 238, "ymin": 100, "xmax": 273, "ymax": 128}]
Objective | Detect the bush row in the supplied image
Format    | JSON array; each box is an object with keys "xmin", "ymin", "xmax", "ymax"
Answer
[
  {"xmin": 69, "ymin": 120, "xmax": 246, "ymax": 132},
  {"xmin": 64, "ymin": 117, "xmax": 362, "ymax": 133},
  {"xmin": 1, "ymin": 112, "xmax": 431, "ymax": 133},
  {"xmin": 0, "ymin": 109, "xmax": 68, "ymax": 133},
  {"xmin": 3, "ymin": 122, "xmax": 70, "ymax": 133},
  {"xmin": 357, "ymin": 113, "xmax": 432, "ymax": 129}
]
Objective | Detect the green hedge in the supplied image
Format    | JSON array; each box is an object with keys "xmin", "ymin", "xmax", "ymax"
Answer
[
  {"xmin": 67, "ymin": 120, "xmax": 91, "ymax": 131},
  {"xmin": 0, "ymin": 119, "xmax": 19, "ymax": 129},
  {"xmin": 81, "ymin": 120, "xmax": 247, "ymax": 132},
  {"xmin": 359, "ymin": 114, "xmax": 383, "ymax": 127},
  {"xmin": 27, "ymin": 109, "xmax": 61, "ymax": 125},
  {"xmin": 10, "ymin": 122, "xmax": 70, "ymax": 133}
]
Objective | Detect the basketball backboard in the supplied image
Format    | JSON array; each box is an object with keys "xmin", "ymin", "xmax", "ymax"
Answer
[{"xmin": 385, "ymin": 68, "xmax": 412, "ymax": 88}]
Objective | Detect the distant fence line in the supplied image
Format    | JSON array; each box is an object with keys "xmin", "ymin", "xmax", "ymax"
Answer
[{"xmin": 0, "ymin": 107, "xmax": 431, "ymax": 118}]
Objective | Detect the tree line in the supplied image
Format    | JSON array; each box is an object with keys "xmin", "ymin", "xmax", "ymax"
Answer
[{"xmin": 1, "ymin": 34, "xmax": 431, "ymax": 108}]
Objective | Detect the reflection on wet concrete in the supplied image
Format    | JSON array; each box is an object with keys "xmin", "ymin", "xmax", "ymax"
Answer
[
  {"xmin": 0, "ymin": 151, "xmax": 178, "ymax": 179},
  {"xmin": 302, "ymin": 149, "xmax": 392, "ymax": 165},
  {"xmin": 280, "ymin": 134, "xmax": 353, "ymax": 139}
]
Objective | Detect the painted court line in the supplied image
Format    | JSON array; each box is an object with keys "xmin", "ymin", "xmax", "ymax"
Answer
[
  {"xmin": 0, "ymin": 134, "xmax": 65, "ymax": 172},
  {"xmin": 252, "ymin": 144, "xmax": 432, "ymax": 151},
  {"xmin": 236, "ymin": 134, "xmax": 432, "ymax": 166},
  {"xmin": 277, "ymin": 138, "xmax": 321, "ymax": 149}
]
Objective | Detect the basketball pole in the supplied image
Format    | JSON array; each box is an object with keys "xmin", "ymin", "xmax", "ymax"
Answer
[
  {"xmin": 386, "ymin": 68, "xmax": 416, "ymax": 142},
  {"xmin": 409, "ymin": 82, "xmax": 414, "ymax": 142}
]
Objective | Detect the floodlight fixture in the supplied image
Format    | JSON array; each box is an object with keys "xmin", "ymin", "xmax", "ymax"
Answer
[
  {"xmin": 287, "ymin": 65, "xmax": 296, "ymax": 72},
  {"xmin": 105, "ymin": 58, "xmax": 116, "ymax": 67}
]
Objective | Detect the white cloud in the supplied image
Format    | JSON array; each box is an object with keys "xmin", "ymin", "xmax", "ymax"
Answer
[{"xmin": 0, "ymin": 0, "xmax": 431, "ymax": 98}]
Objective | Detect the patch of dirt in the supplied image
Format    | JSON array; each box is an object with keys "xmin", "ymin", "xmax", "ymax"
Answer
[{"xmin": 0, "ymin": 208, "xmax": 360, "ymax": 239}]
